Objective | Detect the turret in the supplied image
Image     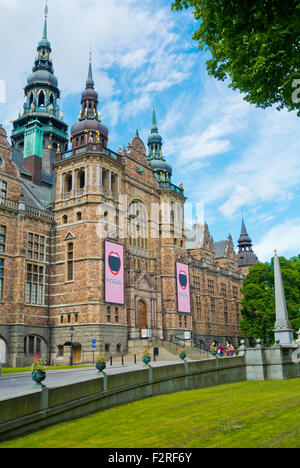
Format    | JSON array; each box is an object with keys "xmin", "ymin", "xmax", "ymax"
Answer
[
  {"xmin": 71, "ymin": 52, "xmax": 109, "ymax": 152},
  {"xmin": 237, "ymin": 219, "xmax": 258, "ymax": 274}
]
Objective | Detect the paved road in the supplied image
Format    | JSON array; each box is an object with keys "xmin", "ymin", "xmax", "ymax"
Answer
[{"xmin": 0, "ymin": 360, "xmax": 186, "ymax": 401}]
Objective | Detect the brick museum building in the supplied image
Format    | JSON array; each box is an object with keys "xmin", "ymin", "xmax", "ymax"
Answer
[{"xmin": 0, "ymin": 14, "xmax": 258, "ymax": 367}]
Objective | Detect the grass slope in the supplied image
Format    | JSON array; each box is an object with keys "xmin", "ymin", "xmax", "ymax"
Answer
[{"xmin": 1, "ymin": 379, "xmax": 300, "ymax": 448}]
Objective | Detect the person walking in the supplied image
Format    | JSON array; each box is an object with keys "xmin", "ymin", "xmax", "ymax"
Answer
[
  {"xmin": 210, "ymin": 341, "xmax": 217, "ymax": 357},
  {"xmin": 217, "ymin": 343, "xmax": 224, "ymax": 357}
]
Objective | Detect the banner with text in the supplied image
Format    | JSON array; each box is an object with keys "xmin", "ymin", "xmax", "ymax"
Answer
[
  {"xmin": 105, "ymin": 241, "xmax": 124, "ymax": 304},
  {"xmin": 176, "ymin": 262, "xmax": 191, "ymax": 313}
]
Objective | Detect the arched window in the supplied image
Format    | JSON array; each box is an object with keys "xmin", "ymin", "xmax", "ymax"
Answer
[
  {"xmin": 49, "ymin": 93, "xmax": 54, "ymax": 106},
  {"xmin": 77, "ymin": 170, "xmax": 85, "ymax": 189},
  {"xmin": 76, "ymin": 212, "xmax": 82, "ymax": 221},
  {"xmin": 24, "ymin": 335, "xmax": 47, "ymax": 356},
  {"xmin": 29, "ymin": 92, "xmax": 34, "ymax": 107},
  {"xmin": 129, "ymin": 200, "xmax": 148, "ymax": 250},
  {"xmin": 38, "ymin": 90, "xmax": 45, "ymax": 107},
  {"xmin": 64, "ymin": 173, "xmax": 72, "ymax": 193},
  {"xmin": 62, "ymin": 215, "xmax": 68, "ymax": 224}
]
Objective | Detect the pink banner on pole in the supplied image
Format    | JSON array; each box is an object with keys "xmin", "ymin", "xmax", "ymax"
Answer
[
  {"xmin": 176, "ymin": 262, "xmax": 191, "ymax": 313},
  {"xmin": 105, "ymin": 241, "xmax": 124, "ymax": 304}
]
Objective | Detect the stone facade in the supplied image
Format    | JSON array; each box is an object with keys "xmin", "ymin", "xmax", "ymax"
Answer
[
  {"xmin": 0, "ymin": 122, "xmax": 245, "ymax": 367},
  {"xmin": 0, "ymin": 14, "xmax": 247, "ymax": 367}
]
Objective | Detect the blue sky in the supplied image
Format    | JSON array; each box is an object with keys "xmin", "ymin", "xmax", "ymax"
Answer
[{"xmin": 0, "ymin": 0, "xmax": 299, "ymax": 262}]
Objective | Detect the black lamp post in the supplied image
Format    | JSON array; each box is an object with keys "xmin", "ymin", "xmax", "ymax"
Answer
[{"xmin": 70, "ymin": 326, "xmax": 74, "ymax": 366}]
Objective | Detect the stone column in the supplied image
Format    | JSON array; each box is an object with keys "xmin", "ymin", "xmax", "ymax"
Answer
[{"xmin": 273, "ymin": 252, "xmax": 294, "ymax": 346}]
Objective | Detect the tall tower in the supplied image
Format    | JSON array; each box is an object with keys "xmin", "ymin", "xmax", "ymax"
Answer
[
  {"xmin": 237, "ymin": 219, "xmax": 258, "ymax": 275},
  {"xmin": 70, "ymin": 53, "xmax": 108, "ymax": 153},
  {"xmin": 147, "ymin": 102, "xmax": 172, "ymax": 183},
  {"xmin": 11, "ymin": 5, "xmax": 69, "ymax": 185},
  {"xmin": 146, "ymin": 105, "xmax": 191, "ymax": 340}
]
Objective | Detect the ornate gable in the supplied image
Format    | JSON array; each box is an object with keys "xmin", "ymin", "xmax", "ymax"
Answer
[
  {"xmin": 128, "ymin": 130, "xmax": 148, "ymax": 166},
  {"xmin": 134, "ymin": 271, "xmax": 156, "ymax": 292},
  {"xmin": 64, "ymin": 232, "xmax": 76, "ymax": 241}
]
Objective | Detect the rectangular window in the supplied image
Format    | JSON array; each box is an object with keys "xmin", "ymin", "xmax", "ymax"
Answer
[
  {"xmin": 0, "ymin": 226, "xmax": 6, "ymax": 253},
  {"xmin": 235, "ymin": 302, "xmax": 240, "ymax": 322},
  {"xmin": 207, "ymin": 279, "xmax": 214, "ymax": 295},
  {"xmin": 220, "ymin": 283, "xmax": 227, "ymax": 298},
  {"xmin": 115, "ymin": 307, "xmax": 119, "ymax": 323},
  {"xmin": 192, "ymin": 276, "xmax": 200, "ymax": 293},
  {"xmin": 28, "ymin": 232, "xmax": 45, "ymax": 261},
  {"xmin": 26, "ymin": 263, "xmax": 45, "ymax": 305},
  {"xmin": 179, "ymin": 314, "xmax": 182, "ymax": 328},
  {"xmin": 29, "ymin": 336, "xmax": 34, "ymax": 355},
  {"xmin": 0, "ymin": 258, "xmax": 4, "ymax": 300},
  {"xmin": 184, "ymin": 314, "xmax": 187, "ymax": 328},
  {"xmin": 67, "ymin": 243, "xmax": 74, "ymax": 281},
  {"xmin": 196, "ymin": 295, "xmax": 201, "ymax": 321},
  {"xmin": 36, "ymin": 338, "xmax": 41, "ymax": 354},
  {"xmin": 232, "ymin": 286, "xmax": 239, "ymax": 301},
  {"xmin": 210, "ymin": 297, "xmax": 215, "ymax": 323},
  {"xmin": 224, "ymin": 301, "xmax": 229, "ymax": 323},
  {"xmin": 1, "ymin": 181, "xmax": 7, "ymax": 201},
  {"xmin": 107, "ymin": 306, "xmax": 111, "ymax": 323}
]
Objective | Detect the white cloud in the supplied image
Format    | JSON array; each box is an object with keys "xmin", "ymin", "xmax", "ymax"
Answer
[
  {"xmin": 0, "ymin": 0, "xmax": 194, "ymax": 130},
  {"xmin": 255, "ymin": 219, "xmax": 300, "ymax": 262},
  {"xmin": 162, "ymin": 82, "xmax": 250, "ymax": 172}
]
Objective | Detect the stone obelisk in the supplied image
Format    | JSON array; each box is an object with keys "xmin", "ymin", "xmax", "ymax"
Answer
[{"xmin": 273, "ymin": 251, "xmax": 294, "ymax": 346}]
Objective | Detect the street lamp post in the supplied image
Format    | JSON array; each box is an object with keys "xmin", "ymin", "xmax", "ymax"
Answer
[{"xmin": 70, "ymin": 326, "xmax": 74, "ymax": 366}]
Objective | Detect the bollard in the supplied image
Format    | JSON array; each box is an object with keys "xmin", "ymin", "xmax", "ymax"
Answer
[
  {"xmin": 134, "ymin": 354, "xmax": 136, "ymax": 364},
  {"xmin": 121, "ymin": 355, "xmax": 124, "ymax": 366},
  {"xmin": 110, "ymin": 356, "xmax": 113, "ymax": 366}
]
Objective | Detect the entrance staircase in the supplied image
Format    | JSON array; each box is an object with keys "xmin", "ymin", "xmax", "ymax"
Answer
[{"xmin": 126, "ymin": 339, "xmax": 209, "ymax": 362}]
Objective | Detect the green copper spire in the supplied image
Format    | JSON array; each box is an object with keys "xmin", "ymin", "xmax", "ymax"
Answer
[
  {"xmin": 11, "ymin": 1, "xmax": 69, "ymax": 167},
  {"xmin": 151, "ymin": 105, "xmax": 158, "ymax": 133},
  {"xmin": 148, "ymin": 99, "xmax": 163, "ymax": 151},
  {"xmin": 38, "ymin": 3, "xmax": 51, "ymax": 50},
  {"xmin": 147, "ymin": 102, "xmax": 172, "ymax": 183},
  {"xmin": 86, "ymin": 49, "xmax": 95, "ymax": 89}
]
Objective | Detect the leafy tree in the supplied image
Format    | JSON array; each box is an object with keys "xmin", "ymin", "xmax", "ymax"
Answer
[
  {"xmin": 172, "ymin": 0, "xmax": 300, "ymax": 115},
  {"xmin": 240, "ymin": 256, "xmax": 300, "ymax": 345}
]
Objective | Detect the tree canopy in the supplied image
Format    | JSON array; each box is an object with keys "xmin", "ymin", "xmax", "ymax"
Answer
[
  {"xmin": 172, "ymin": 0, "xmax": 300, "ymax": 115},
  {"xmin": 240, "ymin": 256, "xmax": 300, "ymax": 345}
]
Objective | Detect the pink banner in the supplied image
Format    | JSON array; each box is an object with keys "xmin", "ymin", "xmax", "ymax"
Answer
[
  {"xmin": 105, "ymin": 241, "xmax": 124, "ymax": 304},
  {"xmin": 176, "ymin": 262, "xmax": 191, "ymax": 313}
]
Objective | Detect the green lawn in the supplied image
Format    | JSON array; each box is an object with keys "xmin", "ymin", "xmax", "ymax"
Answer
[{"xmin": 1, "ymin": 379, "xmax": 300, "ymax": 448}]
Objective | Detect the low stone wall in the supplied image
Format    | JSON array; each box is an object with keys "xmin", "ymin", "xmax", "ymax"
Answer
[
  {"xmin": 0, "ymin": 357, "xmax": 246, "ymax": 441},
  {"xmin": 1, "ymin": 345, "xmax": 299, "ymax": 442}
]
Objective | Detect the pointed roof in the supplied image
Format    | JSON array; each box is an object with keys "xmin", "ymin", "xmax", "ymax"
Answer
[
  {"xmin": 238, "ymin": 219, "xmax": 252, "ymax": 247},
  {"xmin": 151, "ymin": 106, "xmax": 158, "ymax": 133},
  {"xmin": 71, "ymin": 55, "xmax": 108, "ymax": 140},
  {"xmin": 86, "ymin": 48, "xmax": 95, "ymax": 89},
  {"xmin": 273, "ymin": 251, "xmax": 294, "ymax": 345},
  {"xmin": 147, "ymin": 103, "xmax": 172, "ymax": 178},
  {"xmin": 148, "ymin": 99, "xmax": 162, "ymax": 147},
  {"xmin": 38, "ymin": 5, "xmax": 51, "ymax": 50},
  {"xmin": 237, "ymin": 218, "xmax": 258, "ymax": 267}
]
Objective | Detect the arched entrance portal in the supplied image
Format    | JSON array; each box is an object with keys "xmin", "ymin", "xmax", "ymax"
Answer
[
  {"xmin": 0, "ymin": 337, "xmax": 7, "ymax": 364},
  {"xmin": 137, "ymin": 300, "xmax": 147, "ymax": 337}
]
